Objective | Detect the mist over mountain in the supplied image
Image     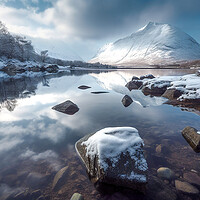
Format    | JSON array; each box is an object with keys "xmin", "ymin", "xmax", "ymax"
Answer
[{"xmin": 90, "ymin": 22, "xmax": 200, "ymax": 66}]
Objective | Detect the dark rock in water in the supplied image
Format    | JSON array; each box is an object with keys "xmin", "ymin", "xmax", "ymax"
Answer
[
  {"xmin": 46, "ymin": 64, "xmax": 59, "ymax": 73},
  {"xmin": 132, "ymin": 76, "xmax": 139, "ymax": 80},
  {"xmin": 52, "ymin": 166, "xmax": 69, "ymax": 191},
  {"xmin": 175, "ymin": 180, "xmax": 199, "ymax": 194},
  {"xmin": 78, "ymin": 85, "xmax": 91, "ymax": 90},
  {"xmin": 75, "ymin": 127, "xmax": 148, "ymax": 193},
  {"xmin": 52, "ymin": 100, "xmax": 79, "ymax": 115},
  {"xmin": 140, "ymin": 74, "xmax": 155, "ymax": 80},
  {"xmin": 70, "ymin": 193, "xmax": 84, "ymax": 200},
  {"xmin": 182, "ymin": 126, "xmax": 200, "ymax": 153},
  {"xmin": 157, "ymin": 167, "xmax": 175, "ymax": 180},
  {"xmin": 196, "ymin": 70, "xmax": 200, "ymax": 77},
  {"xmin": 142, "ymin": 84, "xmax": 168, "ymax": 96},
  {"xmin": 91, "ymin": 91, "xmax": 109, "ymax": 94},
  {"xmin": 162, "ymin": 89, "xmax": 183, "ymax": 100},
  {"xmin": 125, "ymin": 80, "xmax": 143, "ymax": 91},
  {"xmin": 121, "ymin": 95, "xmax": 133, "ymax": 107},
  {"xmin": 183, "ymin": 172, "xmax": 200, "ymax": 186}
]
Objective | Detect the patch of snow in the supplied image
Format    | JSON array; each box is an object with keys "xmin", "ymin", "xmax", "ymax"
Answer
[
  {"xmin": 121, "ymin": 171, "xmax": 146, "ymax": 182},
  {"xmin": 81, "ymin": 127, "xmax": 148, "ymax": 178},
  {"xmin": 142, "ymin": 73, "xmax": 200, "ymax": 100}
]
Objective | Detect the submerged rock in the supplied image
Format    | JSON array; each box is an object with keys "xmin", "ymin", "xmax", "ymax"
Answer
[
  {"xmin": 121, "ymin": 95, "xmax": 133, "ymax": 107},
  {"xmin": 183, "ymin": 172, "xmax": 200, "ymax": 186},
  {"xmin": 182, "ymin": 126, "xmax": 200, "ymax": 153},
  {"xmin": 78, "ymin": 85, "xmax": 91, "ymax": 90},
  {"xmin": 75, "ymin": 127, "xmax": 148, "ymax": 193},
  {"xmin": 157, "ymin": 167, "xmax": 175, "ymax": 180},
  {"xmin": 52, "ymin": 166, "xmax": 69, "ymax": 191},
  {"xmin": 52, "ymin": 100, "xmax": 79, "ymax": 115},
  {"xmin": 70, "ymin": 193, "xmax": 84, "ymax": 200},
  {"xmin": 175, "ymin": 180, "xmax": 199, "ymax": 194}
]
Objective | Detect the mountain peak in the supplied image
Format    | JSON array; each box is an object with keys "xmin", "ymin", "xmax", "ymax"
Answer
[{"xmin": 90, "ymin": 23, "xmax": 200, "ymax": 66}]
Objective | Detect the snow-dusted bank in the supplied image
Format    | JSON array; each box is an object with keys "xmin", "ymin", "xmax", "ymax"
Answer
[
  {"xmin": 126, "ymin": 71, "xmax": 200, "ymax": 112},
  {"xmin": 76, "ymin": 127, "xmax": 148, "ymax": 192}
]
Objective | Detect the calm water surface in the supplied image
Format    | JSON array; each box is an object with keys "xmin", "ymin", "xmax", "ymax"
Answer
[{"xmin": 0, "ymin": 69, "xmax": 199, "ymax": 200}]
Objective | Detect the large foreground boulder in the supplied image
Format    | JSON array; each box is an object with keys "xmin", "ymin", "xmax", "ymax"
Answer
[
  {"xmin": 75, "ymin": 127, "xmax": 148, "ymax": 193},
  {"xmin": 52, "ymin": 100, "xmax": 79, "ymax": 115},
  {"xmin": 182, "ymin": 126, "xmax": 200, "ymax": 153}
]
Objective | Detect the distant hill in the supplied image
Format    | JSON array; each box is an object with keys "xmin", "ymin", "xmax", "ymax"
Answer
[{"xmin": 90, "ymin": 22, "xmax": 200, "ymax": 66}]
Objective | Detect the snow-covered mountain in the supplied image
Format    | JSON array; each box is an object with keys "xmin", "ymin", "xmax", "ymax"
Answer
[{"xmin": 90, "ymin": 22, "xmax": 200, "ymax": 66}]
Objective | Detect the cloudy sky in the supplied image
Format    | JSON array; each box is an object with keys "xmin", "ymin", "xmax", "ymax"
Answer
[{"xmin": 0, "ymin": 0, "xmax": 200, "ymax": 61}]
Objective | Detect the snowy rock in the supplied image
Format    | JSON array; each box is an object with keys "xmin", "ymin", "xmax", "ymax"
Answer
[
  {"xmin": 132, "ymin": 76, "xmax": 139, "ymax": 80},
  {"xmin": 196, "ymin": 70, "xmax": 200, "ymax": 77},
  {"xmin": 75, "ymin": 127, "xmax": 148, "ymax": 192},
  {"xmin": 162, "ymin": 89, "xmax": 183, "ymax": 100},
  {"xmin": 142, "ymin": 83, "xmax": 169, "ymax": 96},
  {"xmin": 90, "ymin": 22, "xmax": 200, "ymax": 66},
  {"xmin": 140, "ymin": 74, "xmax": 155, "ymax": 80},
  {"xmin": 121, "ymin": 95, "xmax": 133, "ymax": 107},
  {"xmin": 182, "ymin": 126, "xmax": 200, "ymax": 153},
  {"xmin": 52, "ymin": 100, "xmax": 79, "ymax": 115}
]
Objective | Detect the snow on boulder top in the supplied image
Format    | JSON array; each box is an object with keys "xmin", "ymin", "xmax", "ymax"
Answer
[
  {"xmin": 90, "ymin": 22, "xmax": 200, "ymax": 66},
  {"xmin": 79, "ymin": 127, "xmax": 148, "ymax": 182}
]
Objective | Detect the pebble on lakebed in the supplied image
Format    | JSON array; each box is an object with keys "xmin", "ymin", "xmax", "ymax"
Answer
[{"xmin": 75, "ymin": 127, "xmax": 148, "ymax": 193}]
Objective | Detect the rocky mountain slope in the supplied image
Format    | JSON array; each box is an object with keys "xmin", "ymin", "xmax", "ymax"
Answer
[{"xmin": 90, "ymin": 22, "xmax": 200, "ymax": 66}]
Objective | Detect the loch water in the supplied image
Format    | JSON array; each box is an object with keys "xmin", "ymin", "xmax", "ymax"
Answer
[{"xmin": 0, "ymin": 69, "xmax": 200, "ymax": 200}]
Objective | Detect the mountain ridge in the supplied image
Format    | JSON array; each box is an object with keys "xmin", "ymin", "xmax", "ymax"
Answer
[{"xmin": 90, "ymin": 22, "xmax": 200, "ymax": 66}]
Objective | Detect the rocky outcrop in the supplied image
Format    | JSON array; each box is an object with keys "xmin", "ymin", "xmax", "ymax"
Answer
[
  {"xmin": 182, "ymin": 126, "xmax": 200, "ymax": 153},
  {"xmin": 52, "ymin": 100, "xmax": 79, "ymax": 115},
  {"xmin": 162, "ymin": 89, "xmax": 183, "ymax": 100},
  {"xmin": 75, "ymin": 127, "xmax": 148, "ymax": 193},
  {"xmin": 142, "ymin": 84, "xmax": 168, "ymax": 96},
  {"xmin": 121, "ymin": 95, "xmax": 133, "ymax": 107}
]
